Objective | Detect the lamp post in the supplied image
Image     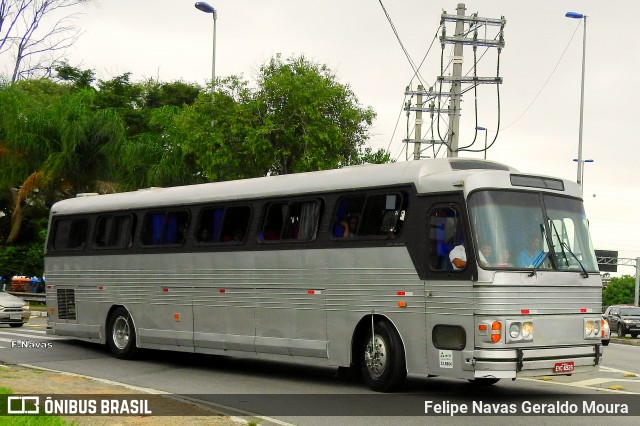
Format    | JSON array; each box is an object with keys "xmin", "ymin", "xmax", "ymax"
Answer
[
  {"xmin": 573, "ymin": 158, "xmax": 593, "ymax": 189},
  {"xmin": 565, "ymin": 11, "xmax": 587, "ymax": 188},
  {"xmin": 476, "ymin": 126, "xmax": 488, "ymax": 159},
  {"xmin": 195, "ymin": 2, "xmax": 217, "ymax": 89}
]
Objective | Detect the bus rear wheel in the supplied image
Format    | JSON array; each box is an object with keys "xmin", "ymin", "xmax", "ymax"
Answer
[
  {"xmin": 359, "ymin": 320, "xmax": 406, "ymax": 392},
  {"xmin": 107, "ymin": 307, "xmax": 138, "ymax": 359}
]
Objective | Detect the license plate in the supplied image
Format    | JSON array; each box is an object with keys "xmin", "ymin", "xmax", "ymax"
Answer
[
  {"xmin": 9, "ymin": 314, "xmax": 21, "ymax": 320},
  {"xmin": 553, "ymin": 361, "xmax": 574, "ymax": 373}
]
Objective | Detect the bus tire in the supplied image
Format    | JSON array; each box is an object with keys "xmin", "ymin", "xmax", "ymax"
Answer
[
  {"xmin": 359, "ymin": 320, "xmax": 406, "ymax": 392},
  {"xmin": 107, "ymin": 307, "xmax": 138, "ymax": 359}
]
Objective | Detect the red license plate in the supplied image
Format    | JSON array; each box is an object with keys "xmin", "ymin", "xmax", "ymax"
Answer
[{"xmin": 553, "ymin": 361, "xmax": 574, "ymax": 373}]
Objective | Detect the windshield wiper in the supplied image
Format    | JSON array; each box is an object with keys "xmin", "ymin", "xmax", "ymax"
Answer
[
  {"xmin": 548, "ymin": 220, "xmax": 570, "ymax": 268},
  {"xmin": 560, "ymin": 241, "xmax": 589, "ymax": 278},
  {"xmin": 548, "ymin": 220, "xmax": 589, "ymax": 278},
  {"xmin": 527, "ymin": 252, "xmax": 549, "ymax": 277}
]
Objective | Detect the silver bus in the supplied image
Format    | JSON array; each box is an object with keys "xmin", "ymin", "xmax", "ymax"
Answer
[{"xmin": 45, "ymin": 158, "xmax": 603, "ymax": 392}]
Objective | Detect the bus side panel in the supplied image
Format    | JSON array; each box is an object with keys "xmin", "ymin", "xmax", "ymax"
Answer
[
  {"xmin": 424, "ymin": 278, "xmax": 475, "ymax": 379},
  {"xmin": 323, "ymin": 246, "xmax": 427, "ymax": 373}
]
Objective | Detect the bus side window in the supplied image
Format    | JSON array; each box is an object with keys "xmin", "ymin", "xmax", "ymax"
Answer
[
  {"xmin": 95, "ymin": 214, "xmax": 135, "ymax": 249},
  {"xmin": 141, "ymin": 210, "xmax": 189, "ymax": 246},
  {"xmin": 428, "ymin": 206, "xmax": 465, "ymax": 271},
  {"xmin": 197, "ymin": 205, "xmax": 252, "ymax": 244},
  {"xmin": 52, "ymin": 218, "xmax": 89, "ymax": 251},
  {"xmin": 332, "ymin": 193, "xmax": 406, "ymax": 239},
  {"xmin": 260, "ymin": 200, "xmax": 321, "ymax": 242},
  {"xmin": 221, "ymin": 206, "xmax": 251, "ymax": 243}
]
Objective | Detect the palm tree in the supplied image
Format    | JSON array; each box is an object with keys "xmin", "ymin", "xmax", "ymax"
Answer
[{"xmin": 2, "ymin": 85, "xmax": 125, "ymax": 243}]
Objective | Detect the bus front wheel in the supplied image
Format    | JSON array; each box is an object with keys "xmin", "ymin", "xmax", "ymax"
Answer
[
  {"xmin": 359, "ymin": 320, "xmax": 406, "ymax": 392},
  {"xmin": 107, "ymin": 307, "xmax": 138, "ymax": 359}
]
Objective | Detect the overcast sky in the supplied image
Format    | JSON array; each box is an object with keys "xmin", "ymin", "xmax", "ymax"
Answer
[{"xmin": 8, "ymin": 0, "xmax": 640, "ymax": 275}]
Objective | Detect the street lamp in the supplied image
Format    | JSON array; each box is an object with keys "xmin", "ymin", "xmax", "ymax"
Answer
[
  {"xmin": 573, "ymin": 158, "xmax": 593, "ymax": 189},
  {"xmin": 476, "ymin": 126, "xmax": 488, "ymax": 159},
  {"xmin": 195, "ymin": 2, "xmax": 217, "ymax": 89},
  {"xmin": 565, "ymin": 11, "xmax": 587, "ymax": 188}
]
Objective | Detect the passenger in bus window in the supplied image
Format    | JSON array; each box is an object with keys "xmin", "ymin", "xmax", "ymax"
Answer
[
  {"xmin": 517, "ymin": 233, "xmax": 543, "ymax": 267},
  {"xmin": 198, "ymin": 227, "xmax": 212, "ymax": 242},
  {"xmin": 449, "ymin": 244, "xmax": 467, "ymax": 270},
  {"xmin": 496, "ymin": 247, "xmax": 513, "ymax": 267},
  {"xmin": 341, "ymin": 214, "xmax": 360, "ymax": 238}
]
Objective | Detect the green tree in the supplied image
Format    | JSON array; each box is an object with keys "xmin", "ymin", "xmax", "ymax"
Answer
[
  {"xmin": 149, "ymin": 55, "xmax": 383, "ymax": 185},
  {"xmin": 250, "ymin": 55, "xmax": 376, "ymax": 175},
  {"xmin": 0, "ymin": 81, "xmax": 126, "ymax": 243},
  {"xmin": 602, "ymin": 275, "xmax": 636, "ymax": 307}
]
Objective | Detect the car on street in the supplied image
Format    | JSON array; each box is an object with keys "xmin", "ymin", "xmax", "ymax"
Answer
[
  {"xmin": 0, "ymin": 291, "xmax": 31, "ymax": 327},
  {"xmin": 602, "ymin": 317, "xmax": 610, "ymax": 346},
  {"xmin": 604, "ymin": 305, "xmax": 640, "ymax": 338}
]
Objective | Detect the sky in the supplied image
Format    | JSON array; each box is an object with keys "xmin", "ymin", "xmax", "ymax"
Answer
[{"xmin": 4, "ymin": 0, "xmax": 640, "ymax": 276}]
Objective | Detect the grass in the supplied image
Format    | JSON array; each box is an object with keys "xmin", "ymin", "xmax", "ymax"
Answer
[{"xmin": 0, "ymin": 387, "xmax": 73, "ymax": 425}]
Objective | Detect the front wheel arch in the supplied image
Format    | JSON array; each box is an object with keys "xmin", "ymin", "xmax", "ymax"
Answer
[{"xmin": 352, "ymin": 316, "xmax": 407, "ymax": 392}]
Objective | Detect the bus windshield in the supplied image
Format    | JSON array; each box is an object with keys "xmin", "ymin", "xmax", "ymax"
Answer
[{"xmin": 469, "ymin": 190, "xmax": 598, "ymax": 272}]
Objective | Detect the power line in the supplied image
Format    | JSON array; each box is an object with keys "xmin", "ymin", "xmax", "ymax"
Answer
[
  {"xmin": 377, "ymin": 0, "xmax": 427, "ymax": 88},
  {"xmin": 501, "ymin": 21, "xmax": 581, "ymax": 131}
]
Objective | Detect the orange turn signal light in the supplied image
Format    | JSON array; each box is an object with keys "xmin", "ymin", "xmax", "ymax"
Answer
[{"xmin": 491, "ymin": 321, "xmax": 502, "ymax": 343}]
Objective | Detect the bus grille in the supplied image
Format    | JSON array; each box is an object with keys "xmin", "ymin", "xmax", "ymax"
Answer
[{"xmin": 57, "ymin": 289, "xmax": 76, "ymax": 320}]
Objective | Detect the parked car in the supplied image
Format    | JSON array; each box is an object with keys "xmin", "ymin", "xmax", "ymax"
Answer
[
  {"xmin": 0, "ymin": 291, "xmax": 31, "ymax": 328},
  {"xmin": 604, "ymin": 305, "xmax": 640, "ymax": 338},
  {"xmin": 602, "ymin": 317, "xmax": 610, "ymax": 346}
]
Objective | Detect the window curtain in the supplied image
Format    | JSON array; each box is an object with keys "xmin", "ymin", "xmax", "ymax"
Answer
[{"xmin": 299, "ymin": 202, "xmax": 319, "ymax": 241}]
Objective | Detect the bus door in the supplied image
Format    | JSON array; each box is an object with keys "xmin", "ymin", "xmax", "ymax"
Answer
[{"xmin": 424, "ymin": 199, "xmax": 476, "ymax": 378}]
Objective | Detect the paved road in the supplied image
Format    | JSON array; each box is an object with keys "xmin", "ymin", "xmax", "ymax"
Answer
[{"xmin": 2, "ymin": 315, "xmax": 640, "ymax": 425}]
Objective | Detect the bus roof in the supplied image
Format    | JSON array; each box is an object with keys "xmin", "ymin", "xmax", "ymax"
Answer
[{"xmin": 49, "ymin": 158, "xmax": 579, "ymax": 215}]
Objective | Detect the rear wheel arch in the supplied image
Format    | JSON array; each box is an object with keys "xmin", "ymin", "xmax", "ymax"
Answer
[{"xmin": 106, "ymin": 305, "xmax": 139, "ymax": 359}]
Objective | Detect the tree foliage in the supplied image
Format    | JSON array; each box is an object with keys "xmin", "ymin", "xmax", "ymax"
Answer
[
  {"xmin": 602, "ymin": 275, "xmax": 637, "ymax": 307},
  {"xmin": 0, "ymin": 55, "xmax": 391, "ymax": 277}
]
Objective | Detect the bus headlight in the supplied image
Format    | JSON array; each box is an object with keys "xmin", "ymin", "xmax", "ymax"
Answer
[
  {"xmin": 509, "ymin": 323, "xmax": 520, "ymax": 339},
  {"xmin": 505, "ymin": 320, "xmax": 534, "ymax": 343},
  {"xmin": 584, "ymin": 318, "xmax": 602, "ymax": 340}
]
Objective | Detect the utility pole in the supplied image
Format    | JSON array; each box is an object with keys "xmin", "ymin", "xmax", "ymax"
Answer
[
  {"xmin": 413, "ymin": 85, "xmax": 423, "ymax": 160},
  {"xmin": 447, "ymin": 3, "xmax": 466, "ymax": 157},
  {"xmin": 404, "ymin": 3, "xmax": 505, "ymax": 160}
]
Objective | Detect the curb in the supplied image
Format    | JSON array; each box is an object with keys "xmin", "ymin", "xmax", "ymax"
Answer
[{"xmin": 610, "ymin": 336, "xmax": 640, "ymax": 346}]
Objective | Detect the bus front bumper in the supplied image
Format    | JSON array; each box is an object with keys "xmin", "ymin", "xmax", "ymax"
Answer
[{"xmin": 469, "ymin": 345, "xmax": 602, "ymax": 379}]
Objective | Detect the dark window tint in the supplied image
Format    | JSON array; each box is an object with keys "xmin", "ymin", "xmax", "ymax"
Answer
[
  {"xmin": 197, "ymin": 206, "xmax": 251, "ymax": 244},
  {"xmin": 52, "ymin": 218, "xmax": 89, "ymax": 250},
  {"xmin": 141, "ymin": 211, "xmax": 190, "ymax": 245},
  {"xmin": 95, "ymin": 214, "xmax": 135, "ymax": 248},
  {"xmin": 260, "ymin": 200, "xmax": 322, "ymax": 242},
  {"xmin": 510, "ymin": 174, "xmax": 564, "ymax": 191},
  {"xmin": 427, "ymin": 206, "xmax": 465, "ymax": 271},
  {"xmin": 332, "ymin": 193, "xmax": 406, "ymax": 239}
]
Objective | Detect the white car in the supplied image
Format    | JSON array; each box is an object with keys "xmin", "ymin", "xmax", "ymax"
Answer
[
  {"xmin": 602, "ymin": 317, "xmax": 610, "ymax": 346},
  {"xmin": 0, "ymin": 291, "xmax": 31, "ymax": 328}
]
